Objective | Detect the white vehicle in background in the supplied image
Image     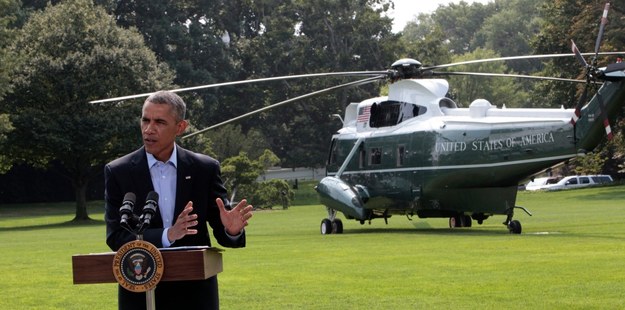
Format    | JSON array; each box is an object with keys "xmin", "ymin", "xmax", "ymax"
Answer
[
  {"xmin": 543, "ymin": 175, "xmax": 613, "ymax": 191},
  {"xmin": 525, "ymin": 177, "xmax": 560, "ymax": 191}
]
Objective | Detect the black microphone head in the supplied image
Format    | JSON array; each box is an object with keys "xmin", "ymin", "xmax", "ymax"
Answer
[
  {"xmin": 146, "ymin": 191, "xmax": 159, "ymax": 204},
  {"xmin": 144, "ymin": 191, "xmax": 159, "ymax": 215},
  {"xmin": 123, "ymin": 192, "xmax": 136, "ymax": 204},
  {"xmin": 138, "ymin": 191, "xmax": 159, "ymax": 233},
  {"xmin": 119, "ymin": 192, "xmax": 136, "ymax": 232}
]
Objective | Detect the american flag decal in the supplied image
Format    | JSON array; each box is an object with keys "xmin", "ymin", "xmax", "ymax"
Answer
[{"xmin": 357, "ymin": 106, "xmax": 371, "ymax": 122}]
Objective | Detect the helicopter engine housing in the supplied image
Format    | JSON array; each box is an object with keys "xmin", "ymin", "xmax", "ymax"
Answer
[{"xmin": 315, "ymin": 176, "xmax": 369, "ymax": 220}]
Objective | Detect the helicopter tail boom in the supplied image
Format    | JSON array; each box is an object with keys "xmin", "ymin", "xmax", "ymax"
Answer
[{"xmin": 575, "ymin": 80, "xmax": 625, "ymax": 152}]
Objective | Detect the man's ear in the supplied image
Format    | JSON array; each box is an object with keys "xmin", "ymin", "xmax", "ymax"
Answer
[{"xmin": 177, "ymin": 120, "xmax": 189, "ymax": 136}]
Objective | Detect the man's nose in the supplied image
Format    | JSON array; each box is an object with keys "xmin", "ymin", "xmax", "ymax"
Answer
[{"xmin": 143, "ymin": 122, "xmax": 156, "ymax": 133}]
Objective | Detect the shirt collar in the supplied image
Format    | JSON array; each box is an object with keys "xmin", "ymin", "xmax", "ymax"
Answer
[{"xmin": 146, "ymin": 144, "xmax": 178, "ymax": 169}]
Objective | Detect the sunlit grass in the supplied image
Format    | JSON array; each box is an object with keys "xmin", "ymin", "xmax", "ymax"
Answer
[{"xmin": 1, "ymin": 186, "xmax": 625, "ymax": 309}]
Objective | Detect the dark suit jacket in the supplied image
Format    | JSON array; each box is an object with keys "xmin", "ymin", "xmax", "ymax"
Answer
[{"xmin": 104, "ymin": 145, "xmax": 245, "ymax": 309}]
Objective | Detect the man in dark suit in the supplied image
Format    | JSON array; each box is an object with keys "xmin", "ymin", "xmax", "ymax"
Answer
[{"xmin": 104, "ymin": 90, "xmax": 253, "ymax": 309}]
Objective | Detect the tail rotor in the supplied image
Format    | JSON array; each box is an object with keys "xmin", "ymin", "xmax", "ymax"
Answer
[{"xmin": 570, "ymin": 2, "xmax": 614, "ymax": 140}]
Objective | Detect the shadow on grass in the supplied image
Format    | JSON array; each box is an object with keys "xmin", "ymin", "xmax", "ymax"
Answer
[
  {"xmin": 343, "ymin": 225, "xmax": 625, "ymax": 241},
  {"xmin": 344, "ymin": 226, "xmax": 511, "ymax": 236},
  {"xmin": 0, "ymin": 218, "xmax": 105, "ymax": 232}
]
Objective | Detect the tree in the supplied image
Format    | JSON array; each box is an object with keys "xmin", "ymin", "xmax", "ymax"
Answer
[
  {"xmin": 447, "ymin": 48, "xmax": 530, "ymax": 108},
  {"xmin": 531, "ymin": 0, "xmax": 625, "ymax": 176},
  {"xmin": 475, "ymin": 0, "xmax": 544, "ymax": 73},
  {"xmin": 255, "ymin": 0, "xmax": 401, "ymax": 167},
  {"xmin": 0, "ymin": 0, "xmax": 20, "ymax": 100},
  {"xmin": 201, "ymin": 124, "xmax": 270, "ymax": 161},
  {"xmin": 401, "ymin": 13, "xmax": 452, "ymax": 66},
  {"xmin": 3, "ymin": 0, "xmax": 175, "ymax": 220},
  {"xmin": 220, "ymin": 149, "xmax": 280, "ymax": 202},
  {"xmin": 429, "ymin": 1, "xmax": 496, "ymax": 54},
  {"xmin": 0, "ymin": 0, "xmax": 20, "ymax": 174},
  {"xmin": 253, "ymin": 179, "xmax": 294, "ymax": 209}
]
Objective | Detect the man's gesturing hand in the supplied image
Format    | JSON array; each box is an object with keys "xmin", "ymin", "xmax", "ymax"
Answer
[
  {"xmin": 167, "ymin": 201, "xmax": 198, "ymax": 243},
  {"xmin": 217, "ymin": 198, "xmax": 253, "ymax": 236}
]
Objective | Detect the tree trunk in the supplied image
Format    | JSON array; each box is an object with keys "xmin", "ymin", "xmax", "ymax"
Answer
[{"xmin": 73, "ymin": 181, "xmax": 91, "ymax": 221}]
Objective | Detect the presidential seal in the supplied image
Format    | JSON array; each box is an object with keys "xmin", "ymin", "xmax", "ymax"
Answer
[{"xmin": 112, "ymin": 240, "xmax": 164, "ymax": 292}]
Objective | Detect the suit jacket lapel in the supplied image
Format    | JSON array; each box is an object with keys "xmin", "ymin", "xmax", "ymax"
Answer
[{"xmin": 129, "ymin": 147, "xmax": 154, "ymax": 197}]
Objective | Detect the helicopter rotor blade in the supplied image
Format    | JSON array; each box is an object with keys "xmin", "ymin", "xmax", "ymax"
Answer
[
  {"xmin": 570, "ymin": 83, "xmax": 589, "ymax": 125},
  {"xmin": 422, "ymin": 52, "xmax": 624, "ymax": 71},
  {"xmin": 431, "ymin": 71, "xmax": 588, "ymax": 84},
  {"xmin": 182, "ymin": 74, "xmax": 386, "ymax": 139},
  {"xmin": 596, "ymin": 89, "xmax": 613, "ymax": 140},
  {"xmin": 571, "ymin": 40, "xmax": 589, "ymax": 68},
  {"xmin": 593, "ymin": 2, "xmax": 610, "ymax": 64},
  {"xmin": 592, "ymin": 2, "xmax": 614, "ymax": 140},
  {"xmin": 90, "ymin": 71, "xmax": 390, "ymax": 104}
]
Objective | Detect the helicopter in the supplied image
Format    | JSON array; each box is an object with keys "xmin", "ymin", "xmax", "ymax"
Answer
[
  {"xmin": 92, "ymin": 3, "xmax": 625, "ymax": 235},
  {"xmin": 314, "ymin": 2, "xmax": 625, "ymax": 234}
]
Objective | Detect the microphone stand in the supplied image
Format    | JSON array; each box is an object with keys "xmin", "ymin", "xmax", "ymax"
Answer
[
  {"xmin": 136, "ymin": 233, "xmax": 156, "ymax": 310},
  {"xmin": 120, "ymin": 212, "xmax": 157, "ymax": 310}
]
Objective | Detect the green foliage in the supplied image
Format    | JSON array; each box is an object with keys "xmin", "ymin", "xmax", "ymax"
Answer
[
  {"xmin": 475, "ymin": 0, "xmax": 543, "ymax": 73},
  {"xmin": 571, "ymin": 151, "xmax": 607, "ymax": 175},
  {"xmin": 0, "ymin": 114, "xmax": 13, "ymax": 173},
  {"xmin": 250, "ymin": 179, "xmax": 294, "ymax": 209},
  {"xmin": 400, "ymin": 14, "xmax": 452, "ymax": 66},
  {"xmin": 222, "ymin": 152, "xmax": 265, "ymax": 190},
  {"xmin": 2, "ymin": 0, "xmax": 174, "ymax": 218},
  {"xmin": 427, "ymin": 1, "xmax": 497, "ymax": 54},
  {"xmin": 97, "ymin": 0, "xmax": 401, "ymax": 168},
  {"xmin": 0, "ymin": 0, "xmax": 20, "ymax": 100},
  {"xmin": 531, "ymin": 0, "xmax": 625, "ymax": 108},
  {"xmin": 447, "ymin": 48, "xmax": 530, "ymax": 107},
  {"xmin": 200, "ymin": 124, "xmax": 271, "ymax": 161},
  {"xmin": 221, "ymin": 149, "xmax": 283, "ymax": 207}
]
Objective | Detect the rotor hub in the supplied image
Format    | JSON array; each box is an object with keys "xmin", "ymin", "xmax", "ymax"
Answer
[{"xmin": 390, "ymin": 58, "xmax": 424, "ymax": 80}]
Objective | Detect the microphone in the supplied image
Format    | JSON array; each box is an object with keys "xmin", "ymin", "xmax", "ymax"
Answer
[
  {"xmin": 138, "ymin": 191, "xmax": 159, "ymax": 233},
  {"xmin": 119, "ymin": 192, "xmax": 136, "ymax": 233}
]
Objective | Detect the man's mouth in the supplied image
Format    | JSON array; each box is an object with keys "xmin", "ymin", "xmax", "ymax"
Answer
[{"xmin": 144, "ymin": 137, "xmax": 157, "ymax": 145}]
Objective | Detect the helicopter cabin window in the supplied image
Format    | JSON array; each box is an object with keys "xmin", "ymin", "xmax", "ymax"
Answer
[
  {"xmin": 369, "ymin": 148, "xmax": 382, "ymax": 165},
  {"xmin": 359, "ymin": 149, "xmax": 366, "ymax": 168},
  {"xmin": 369, "ymin": 101, "xmax": 426, "ymax": 128},
  {"xmin": 397, "ymin": 145, "xmax": 405, "ymax": 166}
]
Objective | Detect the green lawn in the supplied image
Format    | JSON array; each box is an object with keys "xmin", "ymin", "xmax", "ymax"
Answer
[{"xmin": 1, "ymin": 185, "xmax": 625, "ymax": 309}]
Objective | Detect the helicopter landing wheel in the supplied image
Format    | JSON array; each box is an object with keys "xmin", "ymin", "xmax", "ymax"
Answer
[
  {"xmin": 463, "ymin": 215, "xmax": 472, "ymax": 227},
  {"xmin": 508, "ymin": 220, "xmax": 522, "ymax": 234},
  {"xmin": 449, "ymin": 215, "xmax": 463, "ymax": 228},
  {"xmin": 320, "ymin": 219, "xmax": 333, "ymax": 235},
  {"xmin": 332, "ymin": 218, "xmax": 343, "ymax": 234}
]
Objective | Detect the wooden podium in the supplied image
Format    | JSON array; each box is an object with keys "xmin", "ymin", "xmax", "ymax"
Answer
[{"xmin": 72, "ymin": 246, "xmax": 223, "ymax": 285}]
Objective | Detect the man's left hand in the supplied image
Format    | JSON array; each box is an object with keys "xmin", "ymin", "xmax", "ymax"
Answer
[{"xmin": 217, "ymin": 198, "xmax": 253, "ymax": 235}]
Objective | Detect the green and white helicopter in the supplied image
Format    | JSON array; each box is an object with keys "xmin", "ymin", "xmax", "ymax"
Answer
[{"xmin": 95, "ymin": 3, "xmax": 625, "ymax": 234}]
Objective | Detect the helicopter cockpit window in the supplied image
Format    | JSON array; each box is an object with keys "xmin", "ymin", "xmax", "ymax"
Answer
[
  {"xmin": 369, "ymin": 101, "xmax": 426, "ymax": 128},
  {"xmin": 328, "ymin": 138, "xmax": 338, "ymax": 165}
]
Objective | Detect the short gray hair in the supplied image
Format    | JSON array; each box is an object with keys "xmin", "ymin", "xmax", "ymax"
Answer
[{"xmin": 144, "ymin": 91, "xmax": 186, "ymax": 122}]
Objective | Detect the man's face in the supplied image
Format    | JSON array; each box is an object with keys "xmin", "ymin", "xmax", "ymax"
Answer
[{"xmin": 141, "ymin": 101, "xmax": 187, "ymax": 161}]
